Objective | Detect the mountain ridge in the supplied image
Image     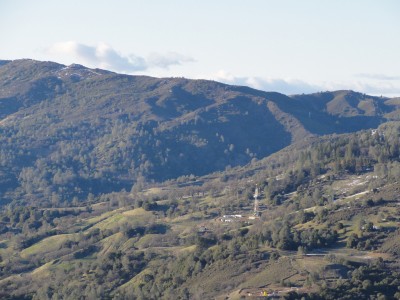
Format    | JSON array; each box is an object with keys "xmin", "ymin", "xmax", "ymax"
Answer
[
  {"xmin": 0, "ymin": 59, "xmax": 399, "ymax": 204},
  {"xmin": 0, "ymin": 59, "xmax": 400, "ymax": 299}
]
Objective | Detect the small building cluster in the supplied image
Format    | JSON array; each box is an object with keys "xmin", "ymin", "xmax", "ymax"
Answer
[{"xmin": 219, "ymin": 214, "xmax": 244, "ymax": 222}]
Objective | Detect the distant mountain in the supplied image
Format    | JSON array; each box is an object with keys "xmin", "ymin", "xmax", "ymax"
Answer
[
  {"xmin": 290, "ymin": 90, "xmax": 400, "ymax": 133},
  {"xmin": 0, "ymin": 59, "xmax": 398, "ymax": 204}
]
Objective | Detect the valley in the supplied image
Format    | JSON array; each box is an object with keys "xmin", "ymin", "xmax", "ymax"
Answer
[{"xmin": 0, "ymin": 152, "xmax": 399, "ymax": 299}]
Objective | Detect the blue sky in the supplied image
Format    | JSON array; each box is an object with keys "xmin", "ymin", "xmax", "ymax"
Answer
[{"xmin": 1, "ymin": 0, "xmax": 399, "ymax": 96}]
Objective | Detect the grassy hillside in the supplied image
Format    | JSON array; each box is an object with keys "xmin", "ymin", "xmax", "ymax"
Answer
[{"xmin": 0, "ymin": 121, "xmax": 399, "ymax": 299}]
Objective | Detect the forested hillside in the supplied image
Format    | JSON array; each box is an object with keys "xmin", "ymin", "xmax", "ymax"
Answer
[
  {"xmin": 1, "ymin": 59, "xmax": 399, "ymax": 207},
  {"xmin": 0, "ymin": 59, "xmax": 399, "ymax": 299},
  {"xmin": 0, "ymin": 119, "xmax": 399, "ymax": 299}
]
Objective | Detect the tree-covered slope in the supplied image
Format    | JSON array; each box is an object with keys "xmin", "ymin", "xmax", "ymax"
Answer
[
  {"xmin": 0, "ymin": 59, "xmax": 397, "ymax": 206},
  {"xmin": 0, "ymin": 121, "xmax": 399, "ymax": 300}
]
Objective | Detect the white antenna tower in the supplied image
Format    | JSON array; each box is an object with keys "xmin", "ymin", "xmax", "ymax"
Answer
[{"xmin": 253, "ymin": 185, "xmax": 260, "ymax": 215}]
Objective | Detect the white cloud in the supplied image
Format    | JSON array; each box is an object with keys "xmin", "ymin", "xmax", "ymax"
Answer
[
  {"xmin": 43, "ymin": 44, "xmax": 400, "ymax": 97},
  {"xmin": 46, "ymin": 41, "xmax": 194, "ymax": 73},
  {"xmin": 321, "ymin": 80, "xmax": 400, "ymax": 97},
  {"xmin": 147, "ymin": 52, "xmax": 195, "ymax": 69},
  {"xmin": 212, "ymin": 70, "xmax": 319, "ymax": 95},
  {"xmin": 212, "ymin": 70, "xmax": 400, "ymax": 97},
  {"xmin": 348, "ymin": 81, "xmax": 400, "ymax": 97}
]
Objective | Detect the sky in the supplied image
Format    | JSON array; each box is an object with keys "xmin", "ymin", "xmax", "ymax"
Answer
[{"xmin": 1, "ymin": 0, "xmax": 399, "ymax": 96}]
